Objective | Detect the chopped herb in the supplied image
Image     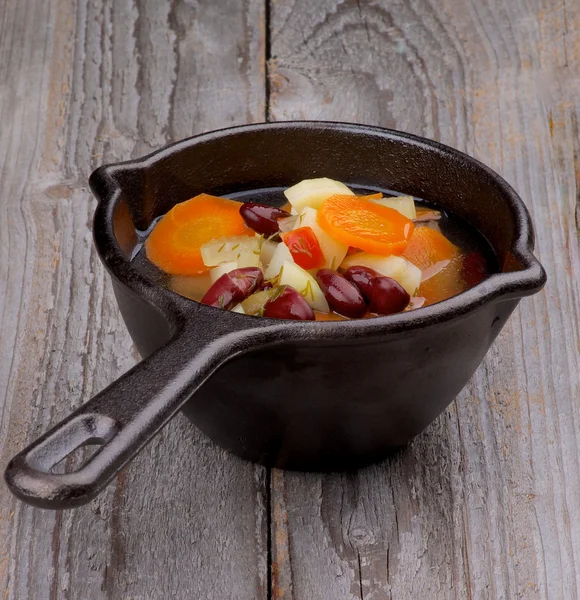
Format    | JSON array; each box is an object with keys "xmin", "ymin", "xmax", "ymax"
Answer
[
  {"xmin": 218, "ymin": 243, "xmax": 226, "ymax": 253},
  {"xmin": 231, "ymin": 244, "xmax": 240, "ymax": 251},
  {"xmin": 269, "ymin": 285, "xmax": 286, "ymax": 302},
  {"xmin": 296, "ymin": 235, "xmax": 313, "ymax": 257},
  {"xmin": 301, "ymin": 279, "xmax": 314, "ymax": 301}
]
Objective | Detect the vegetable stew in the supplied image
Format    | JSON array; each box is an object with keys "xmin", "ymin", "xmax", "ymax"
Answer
[{"xmin": 132, "ymin": 179, "xmax": 496, "ymax": 321}]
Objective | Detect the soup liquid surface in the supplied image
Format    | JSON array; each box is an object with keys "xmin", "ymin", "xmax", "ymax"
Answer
[{"xmin": 131, "ymin": 186, "xmax": 498, "ymax": 317}]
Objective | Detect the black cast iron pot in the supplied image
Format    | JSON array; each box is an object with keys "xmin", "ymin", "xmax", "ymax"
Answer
[{"xmin": 4, "ymin": 122, "xmax": 546, "ymax": 509}]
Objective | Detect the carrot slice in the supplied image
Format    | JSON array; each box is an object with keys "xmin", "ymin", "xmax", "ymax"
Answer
[
  {"xmin": 314, "ymin": 310, "xmax": 348, "ymax": 321},
  {"xmin": 317, "ymin": 195, "xmax": 414, "ymax": 255},
  {"xmin": 145, "ymin": 194, "xmax": 253, "ymax": 276},
  {"xmin": 402, "ymin": 226, "xmax": 459, "ymax": 270},
  {"xmin": 419, "ymin": 255, "xmax": 466, "ymax": 305},
  {"xmin": 402, "ymin": 226, "xmax": 466, "ymax": 305}
]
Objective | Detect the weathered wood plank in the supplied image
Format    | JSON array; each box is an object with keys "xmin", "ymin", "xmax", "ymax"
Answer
[
  {"xmin": 269, "ymin": 0, "xmax": 580, "ymax": 598},
  {"xmin": 3, "ymin": 0, "xmax": 580, "ymax": 598},
  {"xmin": 0, "ymin": 1, "xmax": 267, "ymax": 599}
]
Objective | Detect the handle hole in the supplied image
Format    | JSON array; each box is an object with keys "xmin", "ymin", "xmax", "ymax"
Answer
[
  {"xmin": 26, "ymin": 415, "xmax": 118, "ymax": 473},
  {"xmin": 50, "ymin": 438, "xmax": 108, "ymax": 475}
]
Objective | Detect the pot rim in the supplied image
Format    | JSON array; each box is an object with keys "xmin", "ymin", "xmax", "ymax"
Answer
[{"xmin": 90, "ymin": 120, "xmax": 546, "ymax": 338}]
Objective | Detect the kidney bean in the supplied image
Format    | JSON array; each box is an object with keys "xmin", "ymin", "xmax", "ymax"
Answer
[
  {"xmin": 462, "ymin": 251, "xmax": 487, "ymax": 287},
  {"xmin": 263, "ymin": 286, "xmax": 315, "ymax": 320},
  {"xmin": 343, "ymin": 265, "xmax": 380, "ymax": 301},
  {"xmin": 316, "ymin": 269, "xmax": 367, "ymax": 318},
  {"xmin": 201, "ymin": 267, "xmax": 263, "ymax": 309},
  {"xmin": 368, "ymin": 276, "xmax": 410, "ymax": 315},
  {"xmin": 239, "ymin": 203, "xmax": 291, "ymax": 236}
]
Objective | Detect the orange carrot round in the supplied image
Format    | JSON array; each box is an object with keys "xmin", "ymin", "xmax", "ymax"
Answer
[
  {"xmin": 145, "ymin": 194, "xmax": 253, "ymax": 276},
  {"xmin": 317, "ymin": 194, "xmax": 414, "ymax": 255},
  {"xmin": 402, "ymin": 226, "xmax": 466, "ymax": 305},
  {"xmin": 402, "ymin": 226, "xmax": 459, "ymax": 270},
  {"xmin": 358, "ymin": 192, "xmax": 383, "ymax": 200}
]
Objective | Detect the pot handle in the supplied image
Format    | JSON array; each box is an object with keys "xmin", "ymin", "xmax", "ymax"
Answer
[{"xmin": 4, "ymin": 316, "xmax": 271, "ymax": 509}]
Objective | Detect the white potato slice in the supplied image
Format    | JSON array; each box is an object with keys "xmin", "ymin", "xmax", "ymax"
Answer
[
  {"xmin": 293, "ymin": 207, "xmax": 348, "ymax": 270},
  {"xmin": 201, "ymin": 235, "xmax": 260, "ymax": 268},
  {"xmin": 231, "ymin": 304, "xmax": 246, "ymax": 314},
  {"xmin": 209, "ymin": 261, "xmax": 238, "ymax": 283},
  {"xmin": 340, "ymin": 253, "xmax": 422, "ymax": 295},
  {"xmin": 279, "ymin": 261, "xmax": 329, "ymax": 313},
  {"xmin": 284, "ymin": 178, "xmax": 354, "ymax": 212},
  {"xmin": 260, "ymin": 239, "xmax": 278, "ymax": 265},
  {"xmin": 372, "ymin": 195, "xmax": 417, "ymax": 220},
  {"xmin": 264, "ymin": 242, "xmax": 294, "ymax": 280}
]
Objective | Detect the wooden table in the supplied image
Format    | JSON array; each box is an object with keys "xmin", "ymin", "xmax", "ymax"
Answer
[{"xmin": 1, "ymin": 1, "xmax": 578, "ymax": 598}]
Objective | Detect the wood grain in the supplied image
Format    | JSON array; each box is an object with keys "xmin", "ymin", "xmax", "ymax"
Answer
[
  {"xmin": 0, "ymin": 1, "xmax": 267, "ymax": 599},
  {"xmin": 269, "ymin": 0, "xmax": 580, "ymax": 598},
  {"xmin": 2, "ymin": 0, "xmax": 580, "ymax": 598}
]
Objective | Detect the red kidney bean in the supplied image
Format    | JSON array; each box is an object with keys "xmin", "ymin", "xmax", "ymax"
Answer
[
  {"xmin": 462, "ymin": 251, "xmax": 487, "ymax": 287},
  {"xmin": 239, "ymin": 203, "xmax": 291, "ymax": 236},
  {"xmin": 342, "ymin": 265, "xmax": 380, "ymax": 301},
  {"xmin": 263, "ymin": 286, "xmax": 315, "ymax": 320},
  {"xmin": 368, "ymin": 276, "xmax": 410, "ymax": 315},
  {"xmin": 316, "ymin": 269, "xmax": 367, "ymax": 318},
  {"xmin": 201, "ymin": 267, "xmax": 263, "ymax": 309}
]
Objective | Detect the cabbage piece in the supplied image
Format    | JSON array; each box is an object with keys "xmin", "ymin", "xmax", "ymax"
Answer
[
  {"xmin": 201, "ymin": 235, "xmax": 260, "ymax": 268},
  {"xmin": 371, "ymin": 196, "xmax": 416, "ymax": 220},
  {"xmin": 279, "ymin": 261, "xmax": 329, "ymax": 313}
]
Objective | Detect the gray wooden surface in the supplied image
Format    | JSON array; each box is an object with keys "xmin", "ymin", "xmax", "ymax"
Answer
[{"xmin": 0, "ymin": 0, "xmax": 578, "ymax": 598}]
